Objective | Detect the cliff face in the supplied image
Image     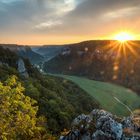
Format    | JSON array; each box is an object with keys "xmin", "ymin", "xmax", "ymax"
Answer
[
  {"xmin": 17, "ymin": 58, "xmax": 29, "ymax": 78},
  {"xmin": 0, "ymin": 47, "xmax": 29, "ymax": 79},
  {"xmin": 60, "ymin": 109, "xmax": 140, "ymax": 140}
]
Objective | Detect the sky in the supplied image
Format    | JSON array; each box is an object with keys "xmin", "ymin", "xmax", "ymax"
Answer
[{"xmin": 0, "ymin": 0, "xmax": 140, "ymax": 45}]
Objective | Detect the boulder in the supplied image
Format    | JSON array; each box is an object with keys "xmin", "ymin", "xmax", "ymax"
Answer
[{"xmin": 60, "ymin": 109, "xmax": 140, "ymax": 140}]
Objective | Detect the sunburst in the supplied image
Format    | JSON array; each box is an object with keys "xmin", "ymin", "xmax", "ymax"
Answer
[
  {"xmin": 100, "ymin": 32, "xmax": 138, "ymax": 80},
  {"xmin": 114, "ymin": 32, "xmax": 134, "ymax": 43},
  {"xmin": 109, "ymin": 31, "xmax": 138, "ymax": 59}
]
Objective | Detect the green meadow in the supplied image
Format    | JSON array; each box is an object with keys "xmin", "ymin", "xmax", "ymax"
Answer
[{"xmin": 53, "ymin": 74, "xmax": 140, "ymax": 116}]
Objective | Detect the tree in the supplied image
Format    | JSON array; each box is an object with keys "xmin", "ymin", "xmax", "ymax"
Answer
[{"xmin": 0, "ymin": 75, "xmax": 54, "ymax": 140}]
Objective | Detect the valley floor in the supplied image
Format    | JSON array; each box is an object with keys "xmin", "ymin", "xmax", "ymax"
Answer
[{"xmin": 51, "ymin": 74, "xmax": 140, "ymax": 117}]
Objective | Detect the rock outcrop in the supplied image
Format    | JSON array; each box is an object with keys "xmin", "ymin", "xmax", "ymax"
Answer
[
  {"xmin": 60, "ymin": 109, "xmax": 140, "ymax": 140},
  {"xmin": 17, "ymin": 58, "xmax": 29, "ymax": 78}
]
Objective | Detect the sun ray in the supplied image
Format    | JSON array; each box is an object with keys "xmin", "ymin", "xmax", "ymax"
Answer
[
  {"xmin": 126, "ymin": 42, "xmax": 138, "ymax": 57},
  {"xmin": 114, "ymin": 32, "xmax": 134, "ymax": 42}
]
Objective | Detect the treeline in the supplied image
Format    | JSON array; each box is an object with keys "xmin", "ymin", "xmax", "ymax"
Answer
[{"xmin": 0, "ymin": 46, "xmax": 19, "ymax": 68}]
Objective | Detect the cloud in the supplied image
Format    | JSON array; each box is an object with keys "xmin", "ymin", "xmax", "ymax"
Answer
[
  {"xmin": 102, "ymin": 7, "xmax": 140, "ymax": 19},
  {"xmin": 0, "ymin": 0, "xmax": 78, "ymax": 32},
  {"xmin": 1, "ymin": 0, "xmax": 21, "ymax": 4},
  {"xmin": 0, "ymin": 0, "xmax": 140, "ymax": 44},
  {"xmin": 55, "ymin": 0, "xmax": 140, "ymax": 35},
  {"xmin": 34, "ymin": 20, "xmax": 62, "ymax": 29}
]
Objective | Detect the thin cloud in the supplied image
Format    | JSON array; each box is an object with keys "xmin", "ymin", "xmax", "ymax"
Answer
[
  {"xmin": 34, "ymin": 20, "xmax": 62, "ymax": 29},
  {"xmin": 103, "ymin": 7, "xmax": 140, "ymax": 19}
]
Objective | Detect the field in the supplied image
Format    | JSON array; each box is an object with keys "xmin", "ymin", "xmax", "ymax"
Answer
[{"xmin": 52, "ymin": 74, "xmax": 140, "ymax": 116}]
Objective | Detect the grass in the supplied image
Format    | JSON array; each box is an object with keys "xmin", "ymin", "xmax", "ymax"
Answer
[{"xmin": 52, "ymin": 74, "xmax": 140, "ymax": 117}]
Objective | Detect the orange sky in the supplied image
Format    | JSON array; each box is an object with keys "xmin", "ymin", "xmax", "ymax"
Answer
[{"xmin": 0, "ymin": 0, "xmax": 140, "ymax": 45}]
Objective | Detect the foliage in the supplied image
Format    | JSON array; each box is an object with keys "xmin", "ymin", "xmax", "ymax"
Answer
[
  {"xmin": 0, "ymin": 47, "xmax": 100, "ymax": 135},
  {"xmin": 0, "ymin": 63, "xmax": 99, "ymax": 135},
  {"xmin": 0, "ymin": 75, "xmax": 55, "ymax": 140},
  {"xmin": 24, "ymin": 74, "xmax": 99, "ymax": 134},
  {"xmin": 44, "ymin": 40, "xmax": 140, "ymax": 94},
  {"xmin": 56, "ymin": 75, "xmax": 140, "ymax": 117},
  {"xmin": 0, "ymin": 46, "xmax": 18, "ymax": 68}
]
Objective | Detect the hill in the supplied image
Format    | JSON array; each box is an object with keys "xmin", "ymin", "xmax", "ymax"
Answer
[
  {"xmin": 34, "ymin": 45, "xmax": 64, "ymax": 56},
  {"xmin": 52, "ymin": 74, "xmax": 140, "ymax": 117},
  {"xmin": 1, "ymin": 43, "xmax": 140, "ymax": 138},
  {"xmin": 0, "ymin": 44, "xmax": 44, "ymax": 64},
  {"xmin": 0, "ymin": 46, "xmax": 99, "ymax": 134},
  {"xmin": 44, "ymin": 40, "xmax": 140, "ymax": 94}
]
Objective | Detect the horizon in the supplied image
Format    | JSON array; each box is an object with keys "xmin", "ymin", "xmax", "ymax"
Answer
[
  {"xmin": 0, "ymin": 0, "xmax": 140, "ymax": 45},
  {"xmin": 1, "ymin": 1, "xmax": 140, "ymax": 139},
  {"xmin": 0, "ymin": 39, "xmax": 140, "ymax": 47},
  {"xmin": 1, "ymin": 39, "xmax": 140, "ymax": 46}
]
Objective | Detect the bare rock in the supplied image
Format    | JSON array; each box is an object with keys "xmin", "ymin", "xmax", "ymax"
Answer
[
  {"xmin": 60, "ymin": 109, "xmax": 140, "ymax": 140},
  {"xmin": 17, "ymin": 58, "xmax": 29, "ymax": 78}
]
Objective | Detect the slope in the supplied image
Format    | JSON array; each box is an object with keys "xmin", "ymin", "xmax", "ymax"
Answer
[
  {"xmin": 0, "ymin": 46, "xmax": 100, "ymax": 133},
  {"xmin": 53, "ymin": 74, "xmax": 140, "ymax": 117},
  {"xmin": 44, "ymin": 40, "xmax": 140, "ymax": 94}
]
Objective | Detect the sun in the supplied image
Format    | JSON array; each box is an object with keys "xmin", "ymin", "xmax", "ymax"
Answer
[
  {"xmin": 114, "ymin": 32, "xmax": 134, "ymax": 42},
  {"xmin": 108, "ymin": 31, "xmax": 138, "ymax": 59}
]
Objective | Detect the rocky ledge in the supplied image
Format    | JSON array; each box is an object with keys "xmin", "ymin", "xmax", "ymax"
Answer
[{"xmin": 60, "ymin": 109, "xmax": 140, "ymax": 140}]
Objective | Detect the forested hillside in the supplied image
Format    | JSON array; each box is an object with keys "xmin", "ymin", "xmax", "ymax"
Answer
[
  {"xmin": 0, "ymin": 44, "xmax": 44, "ymax": 64},
  {"xmin": 44, "ymin": 40, "xmax": 140, "ymax": 94},
  {"xmin": 0, "ymin": 46, "xmax": 99, "ymax": 139}
]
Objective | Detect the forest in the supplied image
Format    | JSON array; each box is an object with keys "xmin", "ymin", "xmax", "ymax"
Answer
[{"xmin": 0, "ymin": 47, "xmax": 99, "ymax": 139}]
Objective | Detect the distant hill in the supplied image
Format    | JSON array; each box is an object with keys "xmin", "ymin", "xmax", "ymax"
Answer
[
  {"xmin": 32, "ymin": 45, "xmax": 64, "ymax": 62},
  {"xmin": 44, "ymin": 40, "xmax": 140, "ymax": 94},
  {"xmin": 0, "ymin": 44, "xmax": 44, "ymax": 64}
]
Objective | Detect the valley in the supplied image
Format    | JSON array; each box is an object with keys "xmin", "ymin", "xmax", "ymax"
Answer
[
  {"xmin": 1, "ymin": 41, "xmax": 140, "ymax": 139},
  {"xmin": 43, "ymin": 40, "xmax": 140, "ymax": 94},
  {"xmin": 52, "ymin": 74, "xmax": 140, "ymax": 117},
  {"xmin": 28, "ymin": 40, "xmax": 140, "ymax": 117},
  {"xmin": 1, "ymin": 0, "xmax": 140, "ymax": 139}
]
